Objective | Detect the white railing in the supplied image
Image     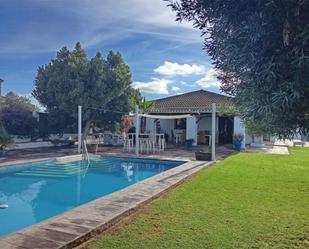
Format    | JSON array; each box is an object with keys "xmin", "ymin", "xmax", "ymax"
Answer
[{"xmin": 124, "ymin": 133, "xmax": 166, "ymax": 154}]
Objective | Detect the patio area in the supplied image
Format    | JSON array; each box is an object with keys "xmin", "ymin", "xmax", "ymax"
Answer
[
  {"xmin": 96, "ymin": 144, "xmax": 234, "ymax": 161},
  {"xmin": 0, "ymin": 144, "xmax": 234, "ymax": 167}
]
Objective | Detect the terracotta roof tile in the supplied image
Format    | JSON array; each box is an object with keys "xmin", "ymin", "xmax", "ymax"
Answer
[{"xmin": 149, "ymin": 90, "xmax": 232, "ymax": 114}]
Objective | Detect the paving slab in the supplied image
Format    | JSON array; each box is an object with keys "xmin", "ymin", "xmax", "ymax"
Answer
[{"xmin": 246, "ymin": 145, "xmax": 289, "ymax": 155}]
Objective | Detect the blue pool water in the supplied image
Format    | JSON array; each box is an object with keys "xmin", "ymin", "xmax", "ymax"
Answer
[{"xmin": 0, "ymin": 156, "xmax": 183, "ymax": 237}]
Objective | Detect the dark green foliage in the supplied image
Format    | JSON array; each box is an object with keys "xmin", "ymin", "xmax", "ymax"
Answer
[
  {"xmin": 33, "ymin": 42, "xmax": 140, "ymax": 133},
  {"xmin": 139, "ymin": 97, "xmax": 154, "ymax": 132},
  {"xmin": 1, "ymin": 92, "xmax": 38, "ymax": 112},
  {"xmin": 0, "ymin": 92, "xmax": 39, "ymax": 138},
  {"xmin": 0, "ymin": 126, "xmax": 13, "ymax": 150},
  {"xmin": 168, "ymin": 0, "xmax": 309, "ymax": 137},
  {"xmin": 219, "ymin": 103, "xmax": 240, "ymax": 117},
  {"xmin": 0, "ymin": 107, "xmax": 38, "ymax": 138}
]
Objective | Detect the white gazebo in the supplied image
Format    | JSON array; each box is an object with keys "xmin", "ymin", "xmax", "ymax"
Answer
[{"xmin": 135, "ymin": 103, "xmax": 217, "ymax": 161}]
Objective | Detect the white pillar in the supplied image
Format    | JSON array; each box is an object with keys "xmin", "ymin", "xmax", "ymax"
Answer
[
  {"xmin": 211, "ymin": 103, "xmax": 216, "ymax": 161},
  {"xmin": 243, "ymin": 125, "xmax": 246, "ymax": 150},
  {"xmin": 186, "ymin": 116, "xmax": 197, "ymax": 146},
  {"xmin": 234, "ymin": 116, "xmax": 247, "ymax": 149},
  {"xmin": 78, "ymin": 105, "xmax": 82, "ymax": 154},
  {"xmin": 135, "ymin": 105, "xmax": 140, "ymax": 157}
]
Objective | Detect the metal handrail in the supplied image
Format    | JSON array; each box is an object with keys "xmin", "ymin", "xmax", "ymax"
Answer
[
  {"xmin": 82, "ymin": 139, "xmax": 90, "ymax": 175},
  {"xmin": 82, "ymin": 139, "xmax": 90, "ymax": 164}
]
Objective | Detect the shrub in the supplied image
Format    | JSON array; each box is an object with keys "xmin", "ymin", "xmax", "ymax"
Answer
[
  {"xmin": 233, "ymin": 134, "xmax": 244, "ymax": 142},
  {"xmin": 0, "ymin": 107, "xmax": 38, "ymax": 138},
  {"xmin": 0, "ymin": 127, "xmax": 14, "ymax": 150}
]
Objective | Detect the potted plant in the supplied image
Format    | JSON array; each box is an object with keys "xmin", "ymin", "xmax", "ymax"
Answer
[
  {"xmin": 0, "ymin": 127, "xmax": 14, "ymax": 157},
  {"xmin": 233, "ymin": 134, "xmax": 244, "ymax": 151},
  {"xmin": 195, "ymin": 146, "xmax": 212, "ymax": 161},
  {"xmin": 185, "ymin": 138, "xmax": 194, "ymax": 148}
]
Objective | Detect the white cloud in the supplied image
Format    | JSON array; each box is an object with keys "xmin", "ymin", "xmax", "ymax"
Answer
[
  {"xmin": 154, "ymin": 61, "xmax": 206, "ymax": 77},
  {"xmin": 180, "ymin": 81, "xmax": 195, "ymax": 87},
  {"xmin": 132, "ymin": 78, "xmax": 172, "ymax": 94},
  {"xmin": 0, "ymin": 0, "xmax": 201, "ymax": 55},
  {"xmin": 196, "ymin": 68, "xmax": 221, "ymax": 88},
  {"xmin": 171, "ymin": 86, "xmax": 181, "ymax": 92}
]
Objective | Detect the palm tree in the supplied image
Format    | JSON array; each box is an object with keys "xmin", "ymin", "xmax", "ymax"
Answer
[{"xmin": 139, "ymin": 98, "xmax": 154, "ymax": 133}]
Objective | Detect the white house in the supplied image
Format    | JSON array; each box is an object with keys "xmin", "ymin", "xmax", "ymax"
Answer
[{"xmin": 144, "ymin": 90, "xmax": 250, "ymax": 148}]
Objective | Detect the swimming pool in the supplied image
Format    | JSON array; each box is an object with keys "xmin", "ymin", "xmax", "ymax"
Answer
[{"xmin": 0, "ymin": 156, "xmax": 184, "ymax": 237}]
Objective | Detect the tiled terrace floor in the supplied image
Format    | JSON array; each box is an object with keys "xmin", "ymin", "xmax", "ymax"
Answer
[{"xmin": 96, "ymin": 144, "xmax": 234, "ymax": 161}]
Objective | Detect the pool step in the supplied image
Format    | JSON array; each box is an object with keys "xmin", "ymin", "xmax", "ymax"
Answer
[
  {"xmin": 13, "ymin": 159, "xmax": 131, "ymax": 178},
  {"xmin": 15, "ymin": 172, "xmax": 69, "ymax": 178},
  {"xmin": 14, "ymin": 162, "xmax": 88, "ymax": 178}
]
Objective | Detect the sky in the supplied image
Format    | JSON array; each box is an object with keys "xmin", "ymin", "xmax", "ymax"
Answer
[{"xmin": 0, "ymin": 0, "xmax": 221, "ymax": 104}]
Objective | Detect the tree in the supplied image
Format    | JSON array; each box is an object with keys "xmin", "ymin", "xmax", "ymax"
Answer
[
  {"xmin": 1, "ymin": 92, "xmax": 38, "ymax": 112},
  {"xmin": 33, "ymin": 42, "xmax": 140, "ymax": 135},
  {"xmin": 0, "ymin": 126, "xmax": 14, "ymax": 152},
  {"xmin": 121, "ymin": 115, "xmax": 133, "ymax": 134},
  {"xmin": 139, "ymin": 97, "xmax": 154, "ymax": 132},
  {"xmin": 168, "ymin": 0, "xmax": 309, "ymax": 137},
  {"xmin": 0, "ymin": 92, "xmax": 39, "ymax": 138},
  {"xmin": 0, "ymin": 107, "xmax": 38, "ymax": 138}
]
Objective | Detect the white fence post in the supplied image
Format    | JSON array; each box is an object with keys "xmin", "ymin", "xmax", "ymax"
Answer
[
  {"xmin": 135, "ymin": 105, "xmax": 140, "ymax": 157},
  {"xmin": 211, "ymin": 103, "xmax": 216, "ymax": 161},
  {"xmin": 78, "ymin": 105, "xmax": 82, "ymax": 154}
]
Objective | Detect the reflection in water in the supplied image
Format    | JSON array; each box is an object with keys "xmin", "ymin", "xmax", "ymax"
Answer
[
  {"xmin": 0, "ymin": 157, "xmax": 183, "ymax": 236},
  {"xmin": 0, "ymin": 180, "xmax": 46, "ymax": 235},
  {"xmin": 0, "ymin": 180, "xmax": 46, "ymax": 204},
  {"xmin": 121, "ymin": 163, "xmax": 134, "ymax": 182}
]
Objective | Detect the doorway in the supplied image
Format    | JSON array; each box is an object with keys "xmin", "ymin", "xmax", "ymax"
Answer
[{"xmin": 218, "ymin": 117, "xmax": 234, "ymax": 144}]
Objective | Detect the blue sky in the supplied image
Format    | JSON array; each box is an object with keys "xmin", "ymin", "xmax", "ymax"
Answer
[{"xmin": 0, "ymin": 0, "xmax": 221, "ymax": 103}]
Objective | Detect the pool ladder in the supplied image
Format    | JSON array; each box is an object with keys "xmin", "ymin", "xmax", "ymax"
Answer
[{"xmin": 82, "ymin": 139, "xmax": 90, "ymax": 176}]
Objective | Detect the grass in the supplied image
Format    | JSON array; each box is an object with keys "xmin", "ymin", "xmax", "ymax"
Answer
[{"xmin": 89, "ymin": 148, "xmax": 309, "ymax": 249}]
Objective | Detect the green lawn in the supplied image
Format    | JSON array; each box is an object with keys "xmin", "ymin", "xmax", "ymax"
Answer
[{"xmin": 90, "ymin": 148, "xmax": 309, "ymax": 249}]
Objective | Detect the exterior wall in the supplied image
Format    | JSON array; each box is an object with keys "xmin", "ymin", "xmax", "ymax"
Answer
[
  {"xmin": 145, "ymin": 118, "xmax": 156, "ymax": 133},
  {"xmin": 158, "ymin": 119, "xmax": 174, "ymax": 137},
  {"xmin": 186, "ymin": 116, "xmax": 197, "ymax": 146},
  {"xmin": 197, "ymin": 117, "xmax": 219, "ymax": 133}
]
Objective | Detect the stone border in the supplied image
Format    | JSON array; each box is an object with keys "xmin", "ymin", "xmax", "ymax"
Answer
[{"xmin": 0, "ymin": 158, "xmax": 215, "ymax": 249}]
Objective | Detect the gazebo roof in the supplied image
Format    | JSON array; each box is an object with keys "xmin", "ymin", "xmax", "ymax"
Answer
[{"xmin": 149, "ymin": 90, "xmax": 232, "ymax": 114}]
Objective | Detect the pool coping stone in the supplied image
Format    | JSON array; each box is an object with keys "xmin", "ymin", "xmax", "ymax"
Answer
[{"xmin": 0, "ymin": 155, "xmax": 227, "ymax": 249}]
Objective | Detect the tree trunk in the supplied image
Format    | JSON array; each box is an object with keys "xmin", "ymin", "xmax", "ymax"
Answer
[{"xmin": 82, "ymin": 120, "xmax": 92, "ymax": 142}]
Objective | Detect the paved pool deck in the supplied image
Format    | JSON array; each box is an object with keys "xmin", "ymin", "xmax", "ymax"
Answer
[
  {"xmin": 0, "ymin": 147, "xmax": 77, "ymax": 164},
  {"xmin": 0, "ymin": 148, "xmax": 233, "ymax": 249},
  {"xmin": 246, "ymin": 145, "xmax": 290, "ymax": 155}
]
